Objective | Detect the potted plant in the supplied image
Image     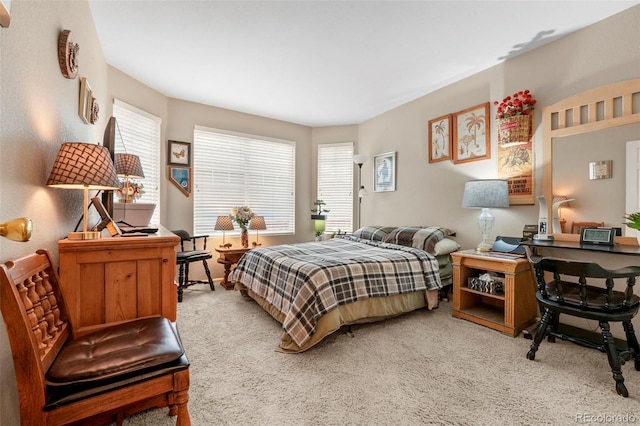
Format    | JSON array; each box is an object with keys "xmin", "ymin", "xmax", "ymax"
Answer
[
  {"xmin": 624, "ymin": 212, "xmax": 640, "ymax": 243},
  {"xmin": 311, "ymin": 200, "xmax": 329, "ymax": 240}
]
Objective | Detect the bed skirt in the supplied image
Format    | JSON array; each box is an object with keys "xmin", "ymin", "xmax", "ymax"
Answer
[{"xmin": 237, "ymin": 284, "xmax": 439, "ymax": 353}]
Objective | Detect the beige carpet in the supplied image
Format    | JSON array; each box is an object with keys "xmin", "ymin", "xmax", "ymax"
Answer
[{"xmin": 123, "ymin": 284, "xmax": 640, "ymax": 425}]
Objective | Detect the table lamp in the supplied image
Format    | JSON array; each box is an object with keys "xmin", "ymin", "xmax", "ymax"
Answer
[
  {"xmin": 249, "ymin": 216, "xmax": 267, "ymax": 246},
  {"xmin": 552, "ymin": 195, "xmax": 574, "ymax": 233},
  {"xmin": 114, "ymin": 153, "xmax": 144, "ymax": 203},
  {"xmin": 462, "ymin": 179, "xmax": 509, "ymax": 252},
  {"xmin": 215, "ymin": 215, "xmax": 234, "ymax": 247},
  {"xmin": 47, "ymin": 142, "xmax": 120, "ymax": 240}
]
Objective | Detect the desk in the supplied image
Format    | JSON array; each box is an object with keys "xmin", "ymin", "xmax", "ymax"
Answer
[
  {"xmin": 215, "ymin": 247, "xmax": 251, "ymax": 290},
  {"xmin": 526, "ymin": 239, "xmax": 640, "ymax": 256},
  {"xmin": 58, "ymin": 226, "xmax": 179, "ymax": 337},
  {"xmin": 522, "ymin": 237, "xmax": 639, "ymax": 341}
]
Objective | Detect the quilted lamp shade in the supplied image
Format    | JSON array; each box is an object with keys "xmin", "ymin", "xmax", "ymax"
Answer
[
  {"xmin": 249, "ymin": 216, "xmax": 266, "ymax": 246},
  {"xmin": 215, "ymin": 216, "xmax": 234, "ymax": 246},
  {"xmin": 114, "ymin": 153, "xmax": 145, "ymax": 179},
  {"xmin": 47, "ymin": 142, "xmax": 120, "ymax": 239}
]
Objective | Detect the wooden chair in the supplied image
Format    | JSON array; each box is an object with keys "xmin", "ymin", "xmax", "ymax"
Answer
[
  {"xmin": 571, "ymin": 221, "xmax": 605, "ymax": 235},
  {"xmin": 524, "ymin": 247, "xmax": 640, "ymax": 397},
  {"xmin": 173, "ymin": 229, "xmax": 215, "ymax": 302},
  {"xmin": 0, "ymin": 249, "xmax": 191, "ymax": 425}
]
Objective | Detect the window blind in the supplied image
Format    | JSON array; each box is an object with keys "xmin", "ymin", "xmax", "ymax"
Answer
[
  {"xmin": 113, "ymin": 99, "xmax": 162, "ymax": 225},
  {"xmin": 317, "ymin": 142, "xmax": 354, "ymax": 233},
  {"xmin": 193, "ymin": 126, "xmax": 295, "ymax": 236}
]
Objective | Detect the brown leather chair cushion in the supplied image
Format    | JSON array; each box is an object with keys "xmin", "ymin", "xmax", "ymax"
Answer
[{"xmin": 46, "ymin": 317, "xmax": 184, "ymax": 387}]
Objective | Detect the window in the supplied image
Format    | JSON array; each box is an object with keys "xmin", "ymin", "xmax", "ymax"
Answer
[
  {"xmin": 193, "ymin": 126, "xmax": 295, "ymax": 235},
  {"xmin": 317, "ymin": 142, "xmax": 354, "ymax": 233},
  {"xmin": 113, "ymin": 99, "xmax": 162, "ymax": 225}
]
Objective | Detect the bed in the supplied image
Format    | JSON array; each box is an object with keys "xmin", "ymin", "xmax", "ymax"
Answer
[{"xmin": 230, "ymin": 226, "xmax": 458, "ymax": 353}]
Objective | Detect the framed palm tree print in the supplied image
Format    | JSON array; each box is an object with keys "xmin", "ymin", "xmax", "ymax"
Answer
[
  {"xmin": 453, "ymin": 102, "xmax": 490, "ymax": 164},
  {"xmin": 428, "ymin": 114, "xmax": 452, "ymax": 163}
]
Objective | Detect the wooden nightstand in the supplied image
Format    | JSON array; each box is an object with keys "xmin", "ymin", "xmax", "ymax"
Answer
[
  {"xmin": 215, "ymin": 247, "xmax": 251, "ymax": 290},
  {"xmin": 451, "ymin": 250, "xmax": 537, "ymax": 337}
]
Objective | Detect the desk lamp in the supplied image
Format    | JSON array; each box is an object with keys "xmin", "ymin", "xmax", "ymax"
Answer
[
  {"xmin": 249, "ymin": 216, "xmax": 267, "ymax": 246},
  {"xmin": 462, "ymin": 179, "xmax": 509, "ymax": 251},
  {"xmin": 215, "ymin": 215, "xmax": 234, "ymax": 247},
  {"xmin": 47, "ymin": 142, "xmax": 120, "ymax": 240},
  {"xmin": 114, "ymin": 153, "xmax": 144, "ymax": 203}
]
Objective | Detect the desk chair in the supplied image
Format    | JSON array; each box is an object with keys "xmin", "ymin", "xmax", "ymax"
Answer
[
  {"xmin": 0, "ymin": 250, "xmax": 190, "ymax": 425},
  {"xmin": 524, "ymin": 246, "xmax": 640, "ymax": 397},
  {"xmin": 173, "ymin": 230, "xmax": 215, "ymax": 302}
]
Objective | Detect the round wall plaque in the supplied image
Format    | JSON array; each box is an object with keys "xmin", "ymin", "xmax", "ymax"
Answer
[{"xmin": 58, "ymin": 30, "xmax": 79, "ymax": 79}]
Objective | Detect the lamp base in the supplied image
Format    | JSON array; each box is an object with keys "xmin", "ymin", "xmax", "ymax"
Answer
[
  {"xmin": 475, "ymin": 242, "xmax": 493, "ymax": 252},
  {"xmin": 68, "ymin": 231, "xmax": 102, "ymax": 240}
]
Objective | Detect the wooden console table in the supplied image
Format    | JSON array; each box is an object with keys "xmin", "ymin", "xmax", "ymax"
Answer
[
  {"xmin": 215, "ymin": 247, "xmax": 251, "ymax": 290},
  {"xmin": 58, "ymin": 227, "xmax": 179, "ymax": 337}
]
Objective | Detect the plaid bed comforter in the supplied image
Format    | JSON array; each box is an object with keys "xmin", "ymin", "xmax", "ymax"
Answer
[{"xmin": 230, "ymin": 236, "xmax": 441, "ymax": 347}]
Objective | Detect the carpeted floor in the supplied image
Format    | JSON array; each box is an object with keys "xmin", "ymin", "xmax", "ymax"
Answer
[{"xmin": 123, "ymin": 284, "xmax": 640, "ymax": 425}]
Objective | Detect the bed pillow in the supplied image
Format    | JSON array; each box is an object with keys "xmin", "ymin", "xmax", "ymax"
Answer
[
  {"xmin": 352, "ymin": 226, "xmax": 396, "ymax": 242},
  {"xmin": 384, "ymin": 226, "xmax": 455, "ymax": 254},
  {"xmin": 433, "ymin": 238, "xmax": 461, "ymax": 256}
]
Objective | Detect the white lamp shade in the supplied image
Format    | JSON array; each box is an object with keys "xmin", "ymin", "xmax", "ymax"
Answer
[
  {"xmin": 462, "ymin": 179, "xmax": 509, "ymax": 209},
  {"xmin": 353, "ymin": 154, "xmax": 366, "ymax": 165}
]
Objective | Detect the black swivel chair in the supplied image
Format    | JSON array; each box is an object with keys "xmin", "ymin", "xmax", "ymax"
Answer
[
  {"xmin": 173, "ymin": 230, "xmax": 215, "ymax": 302},
  {"xmin": 524, "ymin": 246, "xmax": 640, "ymax": 397}
]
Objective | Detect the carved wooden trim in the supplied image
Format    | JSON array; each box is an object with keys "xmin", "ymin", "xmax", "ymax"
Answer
[{"xmin": 58, "ymin": 30, "xmax": 79, "ymax": 79}]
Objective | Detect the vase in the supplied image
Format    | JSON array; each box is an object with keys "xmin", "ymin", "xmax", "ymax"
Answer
[{"xmin": 241, "ymin": 227, "xmax": 249, "ymax": 248}]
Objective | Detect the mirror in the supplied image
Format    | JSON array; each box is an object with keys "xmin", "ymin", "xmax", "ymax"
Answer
[
  {"xmin": 542, "ymin": 79, "xmax": 640, "ymax": 236},
  {"xmin": 552, "ymin": 123, "xmax": 640, "ymax": 232}
]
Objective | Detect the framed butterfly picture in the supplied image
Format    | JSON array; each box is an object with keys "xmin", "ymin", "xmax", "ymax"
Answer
[{"xmin": 168, "ymin": 140, "xmax": 191, "ymax": 166}]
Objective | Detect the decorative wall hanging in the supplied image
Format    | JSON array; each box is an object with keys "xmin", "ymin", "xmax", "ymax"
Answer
[
  {"xmin": 495, "ymin": 90, "xmax": 537, "ymax": 205},
  {"xmin": 89, "ymin": 96, "xmax": 99, "ymax": 124},
  {"xmin": 168, "ymin": 140, "xmax": 191, "ymax": 166},
  {"xmin": 453, "ymin": 103, "xmax": 490, "ymax": 164},
  {"xmin": 58, "ymin": 30, "xmax": 80, "ymax": 79},
  {"xmin": 168, "ymin": 166, "xmax": 191, "ymax": 196},
  {"xmin": 373, "ymin": 151, "xmax": 396, "ymax": 192},
  {"xmin": 589, "ymin": 160, "xmax": 612, "ymax": 180},
  {"xmin": 78, "ymin": 77, "xmax": 91, "ymax": 124},
  {"xmin": 428, "ymin": 114, "xmax": 452, "ymax": 163}
]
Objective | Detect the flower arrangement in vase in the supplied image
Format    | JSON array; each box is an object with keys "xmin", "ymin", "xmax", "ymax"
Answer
[
  {"xmin": 494, "ymin": 90, "xmax": 537, "ymax": 147},
  {"xmin": 230, "ymin": 206, "xmax": 254, "ymax": 248},
  {"xmin": 116, "ymin": 180, "xmax": 144, "ymax": 203}
]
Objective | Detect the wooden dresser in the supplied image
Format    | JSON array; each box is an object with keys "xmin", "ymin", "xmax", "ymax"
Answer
[{"xmin": 58, "ymin": 227, "xmax": 179, "ymax": 337}]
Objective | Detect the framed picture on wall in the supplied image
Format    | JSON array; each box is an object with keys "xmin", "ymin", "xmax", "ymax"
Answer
[
  {"xmin": 453, "ymin": 102, "xmax": 490, "ymax": 164},
  {"xmin": 168, "ymin": 166, "xmax": 191, "ymax": 197},
  {"xmin": 168, "ymin": 140, "xmax": 191, "ymax": 166},
  {"xmin": 428, "ymin": 114, "xmax": 452, "ymax": 163},
  {"xmin": 373, "ymin": 151, "xmax": 396, "ymax": 192},
  {"xmin": 78, "ymin": 77, "xmax": 92, "ymax": 124}
]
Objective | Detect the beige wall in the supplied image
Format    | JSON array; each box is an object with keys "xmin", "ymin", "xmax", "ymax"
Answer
[
  {"xmin": 357, "ymin": 6, "xmax": 640, "ymax": 251},
  {"xmin": 0, "ymin": 1, "xmax": 109, "ymax": 422},
  {"xmin": 1, "ymin": 1, "xmax": 639, "ymax": 424}
]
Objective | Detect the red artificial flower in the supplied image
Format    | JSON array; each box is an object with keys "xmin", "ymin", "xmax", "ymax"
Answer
[{"xmin": 494, "ymin": 90, "xmax": 537, "ymax": 119}]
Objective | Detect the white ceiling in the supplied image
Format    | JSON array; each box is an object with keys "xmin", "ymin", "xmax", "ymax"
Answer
[{"xmin": 89, "ymin": 1, "xmax": 640, "ymax": 127}]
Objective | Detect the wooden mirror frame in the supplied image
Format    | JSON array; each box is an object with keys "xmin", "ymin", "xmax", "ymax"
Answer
[{"xmin": 542, "ymin": 78, "xmax": 640, "ymax": 243}]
